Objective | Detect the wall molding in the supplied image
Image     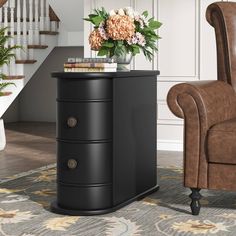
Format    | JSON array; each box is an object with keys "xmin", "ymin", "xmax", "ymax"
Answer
[{"xmin": 157, "ymin": 139, "xmax": 183, "ymax": 151}]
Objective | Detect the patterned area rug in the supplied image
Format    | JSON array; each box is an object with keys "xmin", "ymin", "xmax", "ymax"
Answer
[{"xmin": 0, "ymin": 165, "xmax": 235, "ymax": 235}]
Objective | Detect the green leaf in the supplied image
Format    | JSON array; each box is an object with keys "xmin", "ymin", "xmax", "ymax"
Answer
[
  {"xmin": 89, "ymin": 14, "xmax": 98, "ymax": 18},
  {"xmin": 91, "ymin": 16, "xmax": 104, "ymax": 26},
  {"xmin": 0, "ymin": 82, "xmax": 15, "ymax": 92},
  {"xmin": 142, "ymin": 11, "xmax": 148, "ymax": 18},
  {"xmin": 148, "ymin": 17, "xmax": 154, "ymax": 22},
  {"xmin": 102, "ymin": 42, "xmax": 114, "ymax": 48},
  {"xmin": 117, "ymin": 40, "xmax": 123, "ymax": 46},
  {"xmin": 83, "ymin": 18, "xmax": 92, "ymax": 22},
  {"xmin": 97, "ymin": 47, "xmax": 109, "ymax": 56},
  {"xmin": 149, "ymin": 21, "xmax": 162, "ymax": 30},
  {"xmin": 132, "ymin": 45, "xmax": 140, "ymax": 56},
  {"xmin": 101, "ymin": 7, "xmax": 107, "ymax": 14}
]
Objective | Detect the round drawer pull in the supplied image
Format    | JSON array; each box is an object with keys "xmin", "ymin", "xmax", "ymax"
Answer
[
  {"xmin": 67, "ymin": 159, "xmax": 78, "ymax": 169},
  {"xmin": 67, "ymin": 117, "xmax": 77, "ymax": 128}
]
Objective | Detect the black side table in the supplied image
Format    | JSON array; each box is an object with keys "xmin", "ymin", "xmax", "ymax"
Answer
[{"xmin": 51, "ymin": 70, "xmax": 160, "ymax": 216}]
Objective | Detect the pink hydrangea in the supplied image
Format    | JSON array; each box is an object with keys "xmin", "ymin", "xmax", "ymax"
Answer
[
  {"xmin": 127, "ymin": 32, "xmax": 146, "ymax": 46},
  {"xmin": 98, "ymin": 22, "xmax": 108, "ymax": 40}
]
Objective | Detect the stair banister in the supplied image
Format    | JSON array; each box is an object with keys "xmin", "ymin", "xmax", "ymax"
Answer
[
  {"xmin": 3, "ymin": 1, "xmax": 8, "ymax": 44},
  {"xmin": 22, "ymin": 0, "xmax": 27, "ymax": 60},
  {"xmin": 45, "ymin": 0, "xmax": 50, "ymax": 30},
  {"xmin": 0, "ymin": 0, "xmax": 59, "ymax": 122},
  {"xmin": 0, "ymin": 4, "xmax": 2, "ymax": 29},
  {"xmin": 34, "ymin": 0, "xmax": 40, "ymax": 45},
  {"xmin": 40, "ymin": 0, "xmax": 44, "ymax": 31},
  {"xmin": 16, "ymin": 0, "xmax": 21, "ymax": 60},
  {"xmin": 28, "ymin": 0, "xmax": 34, "ymax": 60},
  {"xmin": 9, "ymin": 0, "xmax": 15, "ymax": 75},
  {"xmin": 3, "ymin": 1, "xmax": 8, "ymax": 75},
  {"xmin": 28, "ymin": 0, "xmax": 33, "ymax": 45}
]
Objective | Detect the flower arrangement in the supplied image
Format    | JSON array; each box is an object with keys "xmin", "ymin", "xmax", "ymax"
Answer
[{"xmin": 84, "ymin": 7, "xmax": 162, "ymax": 61}]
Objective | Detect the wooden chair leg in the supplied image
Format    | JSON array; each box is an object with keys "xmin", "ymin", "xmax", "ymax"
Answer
[{"xmin": 189, "ymin": 188, "xmax": 202, "ymax": 215}]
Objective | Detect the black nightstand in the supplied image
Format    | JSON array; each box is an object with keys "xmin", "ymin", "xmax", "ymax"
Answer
[{"xmin": 51, "ymin": 70, "xmax": 160, "ymax": 216}]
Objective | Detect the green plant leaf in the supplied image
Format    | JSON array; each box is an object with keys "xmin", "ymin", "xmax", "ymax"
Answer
[
  {"xmin": 148, "ymin": 17, "xmax": 154, "ymax": 22},
  {"xmin": 97, "ymin": 47, "xmax": 109, "ymax": 56},
  {"xmin": 0, "ymin": 82, "xmax": 15, "ymax": 92},
  {"xmin": 117, "ymin": 40, "xmax": 123, "ymax": 46},
  {"xmin": 132, "ymin": 45, "xmax": 140, "ymax": 56},
  {"xmin": 102, "ymin": 42, "xmax": 114, "ymax": 48},
  {"xmin": 149, "ymin": 20, "xmax": 162, "ymax": 30},
  {"xmin": 88, "ymin": 14, "xmax": 98, "ymax": 18},
  {"xmin": 0, "ymin": 27, "xmax": 22, "ymax": 67},
  {"xmin": 83, "ymin": 18, "xmax": 92, "ymax": 22},
  {"xmin": 91, "ymin": 16, "xmax": 104, "ymax": 26},
  {"xmin": 142, "ymin": 11, "xmax": 148, "ymax": 18}
]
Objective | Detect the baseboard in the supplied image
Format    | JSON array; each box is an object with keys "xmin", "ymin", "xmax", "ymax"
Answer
[{"xmin": 157, "ymin": 139, "xmax": 183, "ymax": 151}]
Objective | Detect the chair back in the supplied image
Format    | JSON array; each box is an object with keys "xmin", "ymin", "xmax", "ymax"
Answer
[{"xmin": 207, "ymin": 2, "xmax": 236, "ymax": 91}]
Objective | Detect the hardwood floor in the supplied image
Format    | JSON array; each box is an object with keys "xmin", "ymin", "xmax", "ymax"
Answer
[
  {"xmin": 0, "ymin": 122, "xmax": 183, "ymax": 179},
  {"xmin": 0, "ymin": 122, "xmax": 56, "ymax": 179}
]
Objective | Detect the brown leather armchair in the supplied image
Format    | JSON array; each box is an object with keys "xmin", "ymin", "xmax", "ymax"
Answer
[{"xmin": 167, "ymin": 2, "xmax": 236, "ymax": 215}]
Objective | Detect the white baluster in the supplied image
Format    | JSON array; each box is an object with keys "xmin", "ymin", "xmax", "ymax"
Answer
[
  {"xmin": 34, "ymin": 0, "xmax": 40, "ymax": 45},
  {"xmin": 3, "ymin": 2, "xmax": 8, "ymax": 45},
  {"xmin": 22, "ymin": 0, "xmax": 28, "ymax": 60},
  {"xmin": 9, "ymin": 0, "xmax": 15, "ymax": 75},
  {"xmin": 0, "ymin": 5, "xmax": 3, "ymax": 29},
  {"xmin": 45, "ymin": 0, "xmax": 50, "ymax": 31},
  {"xmin": 40, "ymin": 0, "xmax": 44, "ymax": 31},
  {"xmin": 9, "ymin": 0, "xmax": 15, "ymax": 46},
  {"xmin": 16, "ymin": 0, "xmax": 21, "ymax": 59},
  {"xmin": 28, "ymin": 0, "xmax": 33, "ymax": 45},
  {"xmin": 51, "ymin": 21, "xmax": 57, "ymax": 32},
  {"xmin": 3, "ymin": 2, "xmax": 9, "ymax": 75}
]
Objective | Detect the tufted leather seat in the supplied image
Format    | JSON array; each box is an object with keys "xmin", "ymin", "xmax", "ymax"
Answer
[{"xmin": 167, "ymin": 2, "xmax": 236, "ymax": 215}]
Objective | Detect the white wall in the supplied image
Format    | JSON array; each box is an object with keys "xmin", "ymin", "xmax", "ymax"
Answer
[
  {"xmin": 84, "ymin": 0, "xmax": 219, "ymax": 151},
  {"xmin": 3, "ymin": 47, "xmax": 84, "ymax": 123},
  {"xmin": 49, "ymin": 0, "xmax": 84, "ymax": 46},
  {"xmin": 4, "ymin": 0, "xmax": 220, "ymax": 152}
]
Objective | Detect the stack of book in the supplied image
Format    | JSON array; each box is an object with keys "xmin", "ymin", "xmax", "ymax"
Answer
[{"xmin": 64, "ymin": 58, "xmax": 117, "ymax": 72}]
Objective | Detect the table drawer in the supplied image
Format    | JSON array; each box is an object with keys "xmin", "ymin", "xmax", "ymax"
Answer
[
  {"xmin": 57, "ymin": 141, "xmax": 112, "ymax": 184},
  {"xmin": 57, "ymin": 78, "xmax": 112, "ymax": 101},
  {"xmin": 57, "ymin": 183, "xmax": 112, "ymax": 210},
  {"xmin": 57, "ymin": 101, "xmax": 112, "ymax": 140}
]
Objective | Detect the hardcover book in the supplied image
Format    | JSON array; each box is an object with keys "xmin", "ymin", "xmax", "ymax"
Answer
[
  {"xmin": 64, "ymin": 63, "xmax": 117, "ymax": 68},
  {"xmin": 67, "ymin": 58, "xmax": 115, "ymax": 63},
  {"xmin": 64, "ymin": 67, "xmax": 117, "ymax": 72}
]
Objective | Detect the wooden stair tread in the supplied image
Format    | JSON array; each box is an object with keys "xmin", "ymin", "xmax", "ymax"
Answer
[
  {"xmin": 0, "ymin": 92, "xmax": 12, "ymax": 96},
  {"xmin": 16, "ymin": 60, "xmax": 37, "ymax": 64},
  {"xmin": 8, "ymin": 31, "xmax": 59, "ymax": 35},
  {"xmin": 4, "ymin": 18, "xmax": 56, "ymax": 23},
  {"xmin": 28, "ymin": 45, "xmax": 48, "ymax": 49},
  {"xmin": 40, "ymin": 31, "xmax": 59, "ymax": 35},
  {"xmin": 3, "ymin": 76, "xmax": 25, "ymax": 80}
]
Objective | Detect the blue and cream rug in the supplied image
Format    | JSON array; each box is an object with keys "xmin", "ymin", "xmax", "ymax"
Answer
[{"xmin": 0, "ymin": 165, "xmax": 235, "ymax": 235}]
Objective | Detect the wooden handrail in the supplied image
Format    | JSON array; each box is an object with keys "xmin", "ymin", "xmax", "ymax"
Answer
[
  {"xmin": 49, "ymin": 5, "xmax": 60, "ymax": 22},
  {"xmin": 0, "ymin": 2, "xmax": 60, "ymax": 23},
  {"xmin": 0, "ymin": 0, "xmax": 7, "ymax": 8}
]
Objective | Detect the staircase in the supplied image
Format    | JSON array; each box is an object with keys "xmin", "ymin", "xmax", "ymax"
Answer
[{"xmin": 0, "ymin": 0, "xmax": 59, "ymax": 117}]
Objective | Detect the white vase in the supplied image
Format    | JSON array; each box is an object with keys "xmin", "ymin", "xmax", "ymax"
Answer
[
  {"xmin": 0, "ymin": 119, "xmax": 6, "ymax": 151},
  {"xmin": 110, "ymin": 53, "xmax": 133, "ymax": 71}
]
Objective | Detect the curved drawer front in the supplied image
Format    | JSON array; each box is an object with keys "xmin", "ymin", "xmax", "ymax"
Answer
[
  {"xmin": 57, "ymin": 183, "xmax": 112, "ymax": 210},
  {"xmin": 57, "ymin": 102, "xmax": 112, "ymax": 140},
  {"xmin": 57, "ymin": 141, "xmax": 112, "ymax": 184},
  {"xmin": 57, "ymin": 78, "xmax": 112, "ymax": 101}
]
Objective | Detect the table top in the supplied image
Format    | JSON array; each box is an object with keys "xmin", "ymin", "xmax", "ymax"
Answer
[{"xmin": 52, "ymin": 70, "xmax": 160, "ymax": 79}]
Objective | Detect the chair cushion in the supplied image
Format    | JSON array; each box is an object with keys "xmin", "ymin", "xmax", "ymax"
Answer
[{"xmin": 208, "ymin": 118, "xmax": 236, "ymax": 164}]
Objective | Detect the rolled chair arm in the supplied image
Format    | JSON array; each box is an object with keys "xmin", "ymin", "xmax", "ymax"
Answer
[
  {"xmin": 167, "ymin": 80, "xmax": 236, "ymax": 189},
  {"xmin": 167, "ymin": 80, "xmax": 236, "ymax": 129}
]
